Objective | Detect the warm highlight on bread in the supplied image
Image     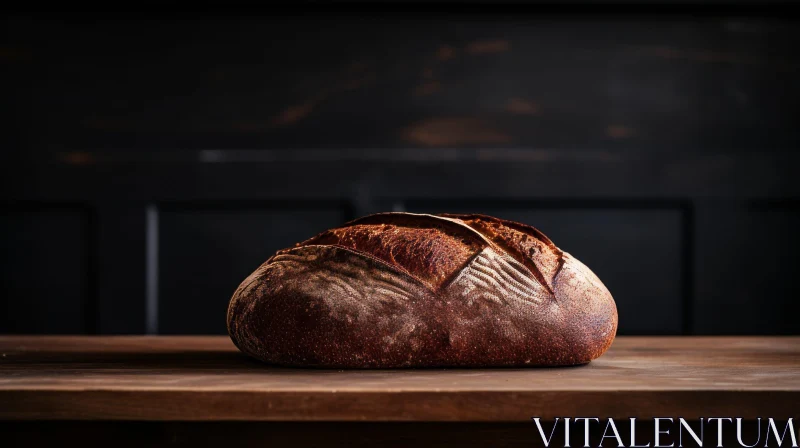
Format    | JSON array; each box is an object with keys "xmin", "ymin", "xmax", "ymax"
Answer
[{"xmin": 227, "ymin": 212, "xmax": 618, "ymax": 368}]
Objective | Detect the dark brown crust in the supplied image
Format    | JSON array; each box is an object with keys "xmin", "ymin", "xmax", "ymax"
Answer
[
  {"xmin": 444, "ymin": 214, "xmax": 563, "ymax": 294},
  {"xmin": 227, "ymin": 212, "xmax": 618, "ymax": 368},
  {"xmin": 438, "ymin": 213, "xmax": 558, "ymax": 248},
  {"xmin": 293, "ymin": 214, "xmax": 488, "ymax": 289}
]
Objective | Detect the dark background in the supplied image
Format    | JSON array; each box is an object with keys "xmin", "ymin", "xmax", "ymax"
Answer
[{"xmin": 2, "ymin": 4, "xmax": 799, "ymax": 336}]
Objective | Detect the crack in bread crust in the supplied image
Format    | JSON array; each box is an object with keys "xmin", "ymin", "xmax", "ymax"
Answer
[
  {"xmin": 292, "ymin": 213, "xmax": 491, "ymax": 289},
  {"xmin": 291, "ymin": 212, "xmax": 559, "ymax": 295},
  {"xmin": 445, "ymin": 246, "xmax": 551, "ymax": 307},
  {"xmin": 439, "ymin": 213, "xmax": 563, "ymax": 294}
]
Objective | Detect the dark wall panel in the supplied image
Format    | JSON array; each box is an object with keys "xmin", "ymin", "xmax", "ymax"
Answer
[
  {"xmin": 157, "ymin": 204, "xmax": 349, "ymax": 334},
  {"xmin": 96, "ymin": 206, "xmax": 147, "ymax": 334},
  {"xmin": 0, "ymin": 207, "xmax": 91, "ymax": 334},
  {"xmin": 694, "ymin": 201, "xmax": 800, "ymax": 335},
  {"xmin": 3, "ymin": 17, "xmax": 798, "ymax": 157},
  {"xmin": 404, "ymin": 202, "xmax": 685, "ymax": 335}
]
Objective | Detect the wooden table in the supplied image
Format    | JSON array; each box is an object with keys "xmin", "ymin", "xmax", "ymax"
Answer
[{"xmin": 1, "ymin": 336, "xmax": 798, "ymax": 447}]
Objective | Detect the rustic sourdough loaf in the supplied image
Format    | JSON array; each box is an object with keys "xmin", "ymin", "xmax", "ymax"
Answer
[{"xmin": 227, "ymin": 212, "xmax": 617, "ymax": 368}]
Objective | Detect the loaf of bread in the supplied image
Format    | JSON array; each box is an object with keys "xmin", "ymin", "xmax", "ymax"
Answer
[{"xmin": 227, "ymin": 212, "xmax": 617, "ymax": 368}]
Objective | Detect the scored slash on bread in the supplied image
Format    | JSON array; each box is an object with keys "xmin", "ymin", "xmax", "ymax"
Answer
[{"xmin": 227, "ymin": 212, "xmax": 618, "ymax": 368}]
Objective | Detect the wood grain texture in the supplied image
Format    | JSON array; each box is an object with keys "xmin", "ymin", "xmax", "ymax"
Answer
[{"xmin": 0, "ymin": 336, "xmax": 798, "ymax": 421}]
